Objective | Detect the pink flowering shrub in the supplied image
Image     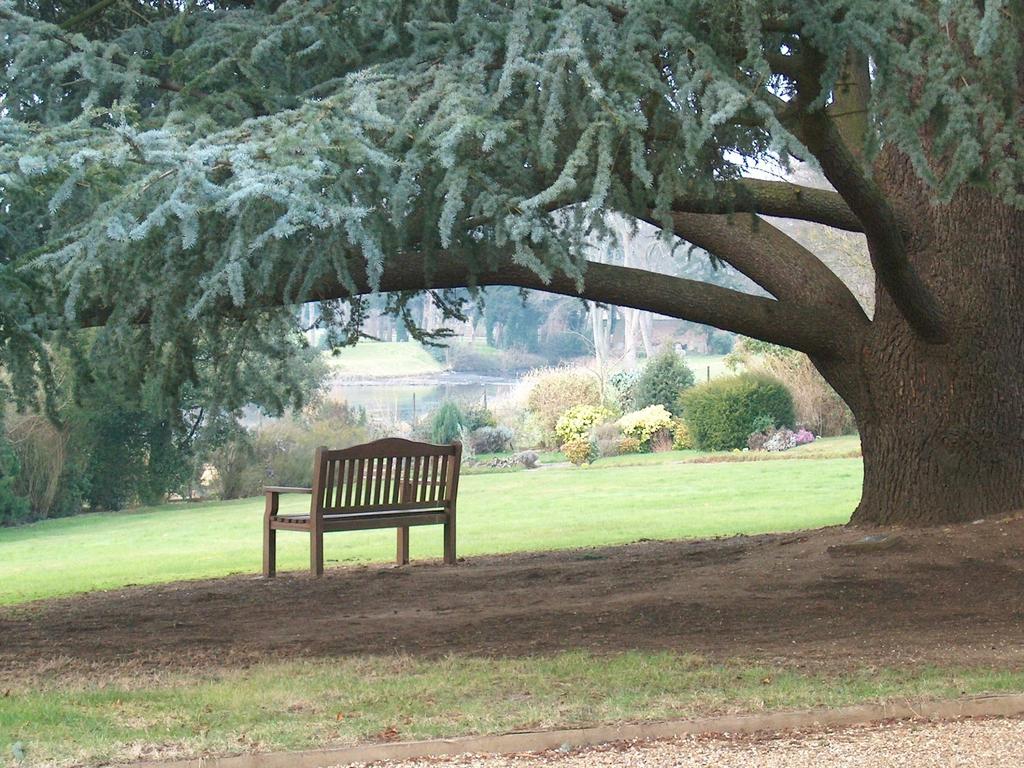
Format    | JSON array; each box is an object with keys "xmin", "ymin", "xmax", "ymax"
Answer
[{"xmin": 793, "ymin": 428, "xmax": 816, "ymax": 445}]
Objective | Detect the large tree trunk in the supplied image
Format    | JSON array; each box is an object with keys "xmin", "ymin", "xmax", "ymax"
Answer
[{"xmin": 843, "ymin": 160, "xmax": 1024, "ymax": 525}]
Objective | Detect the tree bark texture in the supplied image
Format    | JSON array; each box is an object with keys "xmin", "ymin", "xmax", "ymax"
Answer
[{"xmin": 843, "ymin": 155, "xmax": 1024, "ymax": 525}]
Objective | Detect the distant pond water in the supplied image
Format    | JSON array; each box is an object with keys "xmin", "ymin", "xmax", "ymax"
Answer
[{"xmin": 328, "ymin": 372, "xmax": 521, "ymax": 423}]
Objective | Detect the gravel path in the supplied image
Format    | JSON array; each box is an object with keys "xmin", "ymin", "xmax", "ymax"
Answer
[{"xmin": 355, "ymin": 717, "xmax": 1024, "ymax": 767}]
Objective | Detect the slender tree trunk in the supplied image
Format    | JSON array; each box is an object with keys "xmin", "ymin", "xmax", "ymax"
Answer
[
  {"xmin": 589, "ymin": 301, "xmax": 612, "ymax": 367},
  {"xmin": 842, "ymin": 160, "xmax": 1024, "ymax": 525},
  {"xmin": 623, "ymin": 308, "xmax": 639, "ymax": 367},
  {"xmin": 639, "ymin": 312, "xmax": 654, "ymax": 357}
]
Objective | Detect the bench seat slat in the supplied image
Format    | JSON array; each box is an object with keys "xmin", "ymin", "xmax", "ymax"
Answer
[
  {"xmin": 273, "ymin": 511, "xmax": 446, "ymax": 533},
  {"xmin": 280, "ymin": 499, "xmax": 446, "ymax": 517}
]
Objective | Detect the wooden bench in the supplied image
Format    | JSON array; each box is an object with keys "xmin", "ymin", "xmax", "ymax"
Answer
[{"xmin": 262, "ymin": 438, "xmax": 462, "ymax": 577}]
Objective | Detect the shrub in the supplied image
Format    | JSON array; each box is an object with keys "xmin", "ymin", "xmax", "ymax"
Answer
[
  {"xmin": 618, "ymin": 405, "xmax": 675, "ymax": 449},
  {"xmin": 594, "ymin": 422, "xmax": 624, "ymax": 458},
  {"xmin": 208, "ymin": 430, "xmax": 258, "ymax": 500},
  {"xmin": 609, "ymin": 370, "xmax": 640, "ymax": 412},
  {"xmin": 431, "ymin": 401, "xmax": 464, "ymax": 444},
  {"xmin": 747, "ymin": 430, "xmax": 769, "ymax": 452},
  {"xmin": 524, "ymin": 368, "xmax": 601, "ymax": 444},
  {"xmin": 463, "ymin": 405, "xmax": 497, "ymax": 431},
  {"xmin": 0, "ymin": 429, "xmax": 30, "ymax": 526},
  {"xmin": 554, "ymin": 404, "xmax": 615, "ymax": 445},
  {"xmin": 6, "ymin": 413, "xmax": 78, "ymax": 521},
  {"xmin": 634, "ymin": 349, "xmax": 695, "ymax": 416},
  {"xmin": 468, "ymin": 425, "xmax": 514, "ymax": 454},
  {"xmin": 707, "ymin": 329, "xmax": 736, "ymax": 355},
  {"xmin": 617, "ymin": 436, "xmax": 643, "ymax": 454},
  {"xmin": 445, "ymin": 344, "xmax": 546, "ymax": 375},
  {"xmin": 681, "ymin": 374, "xmax": 795, "ymax": 451},
  {"xmin": 562, "ymin": 438, "xmax": 597, "ymax": 466},
  {"xmin": 209, "ymin": 404, "xmax": 369, "ymax": 499},
  {"xmin": 650, "ymin": 428, "xmax": 674, "ymax": 453},
  {"xmin": 671, "ymin": 420, "xmax": 695, "ymax": 450},
  {"xmin": 543, "ymin": 331, "xmax": 590, "ymax": 362},
  {"xmin": 516, "ymin": 450, "xmax": 539, "ymax": 469},
  {"xmin": 751, "ymin": 414, "xmax": 776, "ymax": 434},
  {"xmin": 726, "ymin": 339, "xmax": 854, "ymax": 436},
  {"xmin": 794, "ymin": 428, "xmax": 816, "ymax": 445},
  {"xmin": 764, "ymin": 427, "xmax": 797, "ymax": 452}
]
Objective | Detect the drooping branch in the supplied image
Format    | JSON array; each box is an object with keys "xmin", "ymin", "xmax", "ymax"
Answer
[{"xmin": 0, "ymin": 6, "xmax": 199, "ymax": 98}]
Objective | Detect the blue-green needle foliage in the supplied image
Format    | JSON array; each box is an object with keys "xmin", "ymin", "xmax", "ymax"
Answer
[{"xmin": 1, "ymin": 1, "xmax": 1021, "ymax": 405}]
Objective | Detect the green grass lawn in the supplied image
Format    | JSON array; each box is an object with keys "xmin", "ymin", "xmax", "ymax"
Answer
[
  {"xmin": 5, "ymin": 652, "xmax": 1023, "ymax": 766},
  {"xmin": 325, "ymin": 341, "xmax": 446, "ymax": 378},
  {"xmin": 0, "ymin": 446, "xmax": 862, "ymax": 605},
  {"xmin": 683, "ymin": 353, "xmax": 733, "ymax": 382}
]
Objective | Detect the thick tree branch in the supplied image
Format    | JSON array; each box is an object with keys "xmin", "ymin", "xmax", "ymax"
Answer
[
  {"xmin": 799, "ymin": 112, "xmax": 947, "ymax": 343},
  {"xmin": 664, "ymin": 211, "xmax": 869, "ymax": 324},
  {"xmin": 79, "ymin": 251, "xmax": 853, "ymax": 360},
  {"xmin": 672, "ymin": 179, "xmax": 863, "ymax": 232},
  {"xmin": 60, "ymin": 0, "xmax": 120, "ymax": 31},
  {"xmin": 325, "ymin": 254, "xmax": 851, "ymax": 359},
  {"xmin": 788, "ymin": 51, "xmax": 948, "ymax": 344}
]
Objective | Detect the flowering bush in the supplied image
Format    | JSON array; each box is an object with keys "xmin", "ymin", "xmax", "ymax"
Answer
[
  {"xmin": 617, "ymin": 436, "xmax": 643, "ymax": 454},
  {"xmin": 554, "ymin": 404, "xmax": 615, "ymax": 445},
  {"xmin": 562, "ymin": 438, "xmax": 598, "ymax": 466},
  {"xmin": 793, "ymin": 428, "xmax": 816, "ymax": 445},
  {"xmin": 525, "ymin": 368, "xmax": 601, "ymax": 444},
  {"xmin": 747, "ymin": 430, "xmax": 769, "ymax": 451},
  {"xmin": 672, "ymin": 420, "xmax": 695, "ymax": 450},
  {"xmin": 764, "ymin": 427, "xmax": 797, "ymax": 452},
  {"xmin": 617, "ymin": 405, "xmax": 674, "ymax": 448}
]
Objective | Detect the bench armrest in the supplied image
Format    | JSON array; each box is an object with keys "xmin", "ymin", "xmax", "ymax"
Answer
[{"xmin": 264, "ymin": 486, "xmax": 313, "ymax": 494}]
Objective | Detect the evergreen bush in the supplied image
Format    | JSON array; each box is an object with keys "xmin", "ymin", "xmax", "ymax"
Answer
[
  {"xmin": 634, "ymin": 350, "xmax": 695, "ymax": 416},
  {"xmin": 682, "ymin": 374, "xmax": 795, "ymax": 451},
  {"xmin": 431, "ymin": 401, "xmax": 465, "ymax": 444}
]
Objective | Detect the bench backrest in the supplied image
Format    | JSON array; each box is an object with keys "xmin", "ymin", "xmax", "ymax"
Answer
[{"xmin": 311, "ymin": 438, "xmax": 462, "ymax": 515}]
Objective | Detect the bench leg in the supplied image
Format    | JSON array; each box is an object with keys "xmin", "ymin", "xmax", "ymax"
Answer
[
  {"xmin": 263, "ymin": 523, "xmax": 276, "ymax": 578},
  {"xmin": 443, "ymin": 516, "xmax": 456, "ymax": 565},
  {"xmin": 397, "ymin": 526, "xmax": 410, "ymax": 565},
  {"xmin": 310, "ymin": 530, "xmax": 324, "ymax": 577}
]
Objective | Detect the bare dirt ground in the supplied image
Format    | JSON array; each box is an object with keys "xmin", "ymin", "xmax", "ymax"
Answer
[
  {"xmin": 3, "ymin": 516, "xmax": 1024, "ymax": 682},
  {"xmin": 353, "ymin": 717, "xmax": 1024, "ymax": 768}
]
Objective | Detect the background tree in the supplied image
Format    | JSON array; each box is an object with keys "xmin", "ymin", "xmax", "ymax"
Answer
[{"xmin": 2, "ymin": 1, "xmax": 1023, "ymax": 525}]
